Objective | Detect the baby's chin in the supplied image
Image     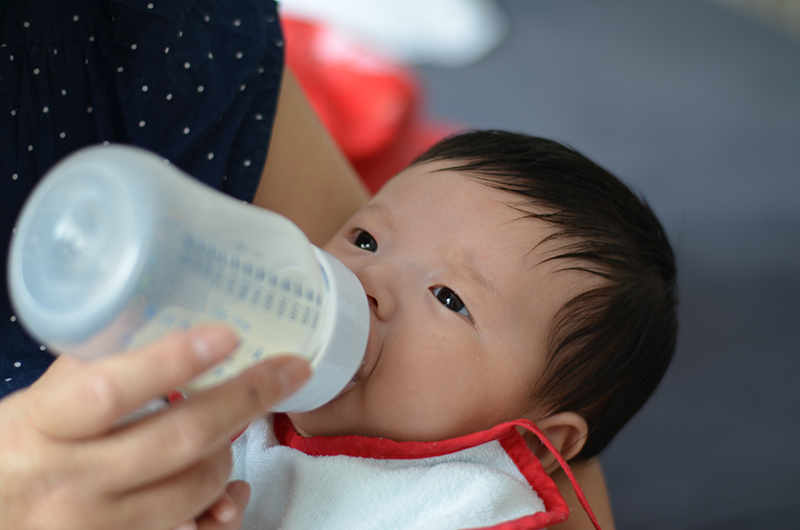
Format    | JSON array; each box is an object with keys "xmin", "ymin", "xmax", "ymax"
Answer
[{"xmin": 285, "ymin": 384, "xmax": 364, "ymax": 438}]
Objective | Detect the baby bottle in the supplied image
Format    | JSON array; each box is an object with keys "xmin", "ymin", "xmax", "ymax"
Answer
[{"xmin": 7, "ymin": 145, "xmax": 369, "ymax": 412}]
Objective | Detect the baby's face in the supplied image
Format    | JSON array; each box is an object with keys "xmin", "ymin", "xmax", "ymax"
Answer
[{"xmin": 289, "ymin": 161, "xmax": 588, "ymax": 441}]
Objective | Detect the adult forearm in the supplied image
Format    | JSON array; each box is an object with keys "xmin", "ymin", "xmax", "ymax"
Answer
[{"xmin": 253, "ymin": 67, "xmax": 369, "ymax": 247}]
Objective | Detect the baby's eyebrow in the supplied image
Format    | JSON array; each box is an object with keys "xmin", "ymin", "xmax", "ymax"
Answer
[
  {"xmin": 453, "ymin": 252, "xmax": 496, "ymax": 295},
  {"xmin": 360, "ymin": 201, "xmax": 395, "ymax": 228},
  {"xmin": 464, "ymin": 263, "xmax": 495, "ymax": 294}
]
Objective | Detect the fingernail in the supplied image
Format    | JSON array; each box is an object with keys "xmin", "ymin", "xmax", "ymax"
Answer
[
  {"xmin": 227, "ymin": 480, "xmax": 251, "ymax": 506},
  {"xmin": 214, "ymin": 503, "xmax": 237, "ymax": 523},
  {"xmin": 276, "ymin": 356, "xmax": 311, "ymax": 397},
  {"xmin": 174, "ymin": 521, "xmax": 197, "ymax": 530},
  {"xmin": 191, "ymin": 326, "xmax": 238, "ymax": 362}
]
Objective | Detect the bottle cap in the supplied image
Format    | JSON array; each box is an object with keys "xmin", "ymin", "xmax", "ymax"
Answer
[
  {"xmin": 272, "ymin": 247, "xmax": 369, "ymax": 412},
  {"xmin": 7, "ymin": 146, "xmax": 157, "ymax": 353}
]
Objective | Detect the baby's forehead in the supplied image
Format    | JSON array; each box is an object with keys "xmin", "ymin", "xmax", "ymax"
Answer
[
  {"xmin": 373, "ymin": 165, "xmax": 566, "ymax": 247},
  {"xmin": 394, "ymin": 164, "xmax": 592, "ymax": 271},
  {"xmin": 378, "ymin": 163, "xmax": 515, "ymax": 210}
]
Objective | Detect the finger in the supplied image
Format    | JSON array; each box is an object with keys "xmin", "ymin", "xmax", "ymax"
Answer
[
  {"xmin": 100, "ymin": 355, "xmax": 309, "ymax": 490},
  {"xmin": 32, "ymin": 354, "xmax": 86, "ymax": 385},
  {"xmin": 227, "ymin": 480, "xmax": 251, "ymax": 509},
  {"xmin": 172, "ymin": 481, "xmax": 250, "ymax": 530},
  {"xmin": 198, "ymin": 481, "xmax": 251, "ymax": 530},
  {"xmin": 115, "ymin": 445, "xmax": 234, "ymax": 530},
  {"xmin": 207, "ymin": 490, "xmax": 237, "ymax": 525},
  {"xmin": 28, "ymin": 325, "xmax": 239, "ymax": 439},
  {"xmin": 214, "ymin": 481, "xmax": 250, "ymax": 524}
]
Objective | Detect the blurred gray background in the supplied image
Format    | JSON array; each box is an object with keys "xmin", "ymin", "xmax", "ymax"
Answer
[{"xmin": 417, "ymin": 1, "xmax": 799, "ymax": 528}]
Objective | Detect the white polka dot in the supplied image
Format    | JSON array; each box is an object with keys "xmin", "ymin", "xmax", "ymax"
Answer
[
  {"xmin": 87, "ymin": 106, "xmax": 93, "ymax": 113},
  {"xmin": 207, "ymin": 152, "xmax": 214, "ymax": 160},
  {"xmin": 9, "ymin": 55, "xmax": 13, "ymax": 61},
  {"xmin": 243, "ymin": 159, "xmax": 251, "ymax": 167},
  {"xmin": 164, "ymin": 46, "xmax": 169, "ymax": 53},
  {"xmin": 14, "ymin": 362, "xmax": 21, "ymax": 368},
  {"xmin": 33, "ymin": 67, "xmax": 40, "ymax": 75},
  {"xmin": 9, "ymin": 315, "xmax": 16, "ymax": 322},
  {"xmin": 39, "ymin": 345, "xmax": 46, "ymax": 351},
  {"xmin": 11, "ymin": 174, "xmax": 18, "ymax": 180},
  {"xmin": 239, "ymin": 83, "xmax": 246, "ymax": 91},
  {"xmin": 73, "ymin": 15, "xmax": 79, "ymax": 22},
  {"xmin": 257, "ymin": 66, "xmax": 265, "ymax": 74},
  {"xmin": 85, "ymin": 58, "xmax": 88, "ymax": 65},
  {"xmin": 166, "ymin": 93, "xmax": 173, "ymax": 100},
  {"xmin": 28, "ymin": 145, "xmax": 33, "ymax": 151},
  {"xmin": 139, "ymin": 120, "xmax": 146, "ymax": 127},
  {"xmin": 275, "ymin": 39, "xmax": 284, "ymax": 47},
  {"xmin": 89, "ymin": 36, "xmax": 95, "ymax": 42},
  {"xmin": 42, "ymin": 106, "xmax": 49, "ymax": 113},
  {"xmin": 102, "ymin": 140, "xmax": 110, "ymax": 146},
  {"xmin": 178, "ymin": 30, "xmax": 183, "ymax": 38},
  {"xmin": 10, "ymin": 109, "xmax": 16, "ymax": 116},
  {"xmin": 233, "ymin": 19, "xmax": 241, "ymax": 27},
  {"xmin": 4, "ymin": 378, "xmax": 11, "ymax": 383},
  {"xmin": 61, "ymin": 88, "xmax": 67, "ymax": 95},
  {"xmin": 223, "ymin": 175, "xmax": 228, "ymax": 181},
  {"xmin": 117, "ymin": 66, "xmax": 124, "ymax": 73},
  {"xmin": 147, "ymin": 3, "xmax": 154, "ymax": 9},
  {"xmin": 60, "ymin": 132, "xmax": 66, "ymax": 138},
  {"xmin": 204, "ymin": 14, "xmax": 210, "ymax": 22},
  {"xmin": 131, "ymin": 43, "xmax": 137, "ymax": 50},
  {"xmin": 254, "ymin": 113, "xmax": 263, "ymax": 120},
  {"xmin": 23, "ymin": 21, "xmax": 30, "ymax": 28},
  {"xmin": 53, "ymin": 49, "xmax": 57, "ymax": 55},
  {"xmin": 183, "ymin": 127, "xmax": 190, "ymax": 134},
  {"xmin": 197, "ymin": 85, "xmax": 204, "ymax": 93},
  {"xmin": 235, "ymin": 51, "xmax": 243, "ymax": 59},
  {"xmin": 184, "ymin": 62, "xmax": 191, "ymax": 69},
  {"xmin": 266, "ymin": 15, "xmax": 275, "ymax": 23},
  {"xmin": 142, "ymin": 85, "xmax": 148, "ymax": 92},
  {"xmin": 207, "ymin": 52, "xmax": 213, "ymax": 60}
]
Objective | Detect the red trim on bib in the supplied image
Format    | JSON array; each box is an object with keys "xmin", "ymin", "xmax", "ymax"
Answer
[{"xmin": 273, "ymin": 414, "xmax": 601, "ymax": 530}]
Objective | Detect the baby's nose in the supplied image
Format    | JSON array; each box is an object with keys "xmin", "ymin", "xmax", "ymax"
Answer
[{"xmin": 355, "ymin": 262, "xmax": 397, "ymax": 320}]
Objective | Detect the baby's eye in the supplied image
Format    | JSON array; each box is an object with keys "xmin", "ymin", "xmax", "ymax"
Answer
[
  {"xmin": 431, "ymin": 286, "xmax": 471, "ymax": 319},
  {"xmin": 352, "ymin": 229, "xmax": 378, "ymax": 252}
]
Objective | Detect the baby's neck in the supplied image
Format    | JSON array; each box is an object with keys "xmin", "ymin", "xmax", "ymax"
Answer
[{"xmin": 285, "ymin": 414, "xmax": 313, "ymax": 437}]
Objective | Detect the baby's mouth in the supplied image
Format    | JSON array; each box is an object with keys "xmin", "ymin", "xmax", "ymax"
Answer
[
  {"xmin": 344, "ymin": 355, "xmax": 367, "ymax": 389},
  {"xmin": 348, "ymin": 318, "xmax": 381, "ymax": 386},
  {"xmin": 336, "ymin": 324, "xmax": 378, "ymax": 395}
]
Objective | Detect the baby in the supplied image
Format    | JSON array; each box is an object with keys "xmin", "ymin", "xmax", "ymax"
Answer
[{"xmin": 231, "ymin": 130, "xmax": 677, "ymax": 530}]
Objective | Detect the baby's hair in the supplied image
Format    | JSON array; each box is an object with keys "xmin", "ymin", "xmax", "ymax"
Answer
[{"xmin": 412, "ymin": 130, "xmax": 677, "ymax": 460}]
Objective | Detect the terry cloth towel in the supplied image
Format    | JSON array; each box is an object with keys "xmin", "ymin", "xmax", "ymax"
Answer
[{"xmin": 231, "ymin": 414, "xmax": 598, "ymax": 530}]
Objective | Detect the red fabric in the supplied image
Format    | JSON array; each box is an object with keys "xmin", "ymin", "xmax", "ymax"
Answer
[
  {"xmin": 167, "ymin": 390, "xmax": 185, "ymax": 404},
  {"xmin": 283, "ymin": 17, "xmax": 458, "ymax": 194},
  {"xmin": 273, "ymin": 414, "xmax": 602, "ymax": 530}
]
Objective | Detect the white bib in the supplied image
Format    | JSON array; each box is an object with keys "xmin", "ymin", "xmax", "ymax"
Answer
[{"xmin": 230, "ymin": 414, "xmax": 586, "ymax": 530}]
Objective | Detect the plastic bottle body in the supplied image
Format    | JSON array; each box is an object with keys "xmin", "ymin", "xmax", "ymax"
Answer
[{"xmin": 8, "ymin": 145, "xmax": 368, "ymax": 411}]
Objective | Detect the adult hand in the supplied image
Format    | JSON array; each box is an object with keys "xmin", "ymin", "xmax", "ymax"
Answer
[
  {"xmin": 0, "ymin": 325, "xmax": 310, "ymax": 530},
  {"xmin": 171, "ymin": 480, "xmax": 251, "ymax": 530}
]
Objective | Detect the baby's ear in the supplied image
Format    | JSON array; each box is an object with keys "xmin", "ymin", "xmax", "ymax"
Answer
[{"xmin": 522, "ymin": 412, "xmax": 588, "ymax": 475}]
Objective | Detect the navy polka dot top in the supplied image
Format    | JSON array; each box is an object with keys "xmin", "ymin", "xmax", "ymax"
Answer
[{"xmin": 0, "ymin": 0, "xmax": 285, "ymax": 398}]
